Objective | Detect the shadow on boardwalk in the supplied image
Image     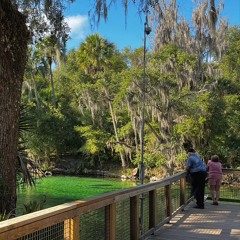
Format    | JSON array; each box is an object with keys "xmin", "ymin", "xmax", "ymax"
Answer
[{"xmin": 147, "ymin": 201, "xmax": 240, "ymax": 240}]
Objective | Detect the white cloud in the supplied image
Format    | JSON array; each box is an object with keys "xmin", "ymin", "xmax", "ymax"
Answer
[{"xmin": 66, "ymin": 15, "xmax": 89, "ymax": 40}]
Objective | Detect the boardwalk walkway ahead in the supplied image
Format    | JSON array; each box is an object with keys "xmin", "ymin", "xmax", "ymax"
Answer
[{"xmin": 147, "ymin": 201, "xmax": 240, "ymax": 240}]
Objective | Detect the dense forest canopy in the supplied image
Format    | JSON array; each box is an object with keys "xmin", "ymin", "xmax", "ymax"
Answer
[
  {"xmin": 21, "ymin": 0, "xmax": 240, "ymax": 173},
  {"xmin": 0, "ymin": 0, "xmax": 239, "ymax": 215}
]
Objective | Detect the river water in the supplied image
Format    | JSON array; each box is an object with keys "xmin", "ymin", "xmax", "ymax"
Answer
[{"xmin": 17, "ymin": 176, "xmax": 136, "ymax": 213}]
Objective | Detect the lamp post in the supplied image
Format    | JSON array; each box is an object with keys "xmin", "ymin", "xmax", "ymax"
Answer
[
  {"xmin": 140, "ymin": 16, "xmax": 151, "ymax": 185},
  {"xmin": 139, "ymin": 14, "xmax": 151, "ymax": 236}
]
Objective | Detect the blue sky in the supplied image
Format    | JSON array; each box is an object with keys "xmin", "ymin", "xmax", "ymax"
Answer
[{"xmin": 64, "ymin": 0, "xmax": 240, "ymax": 52}]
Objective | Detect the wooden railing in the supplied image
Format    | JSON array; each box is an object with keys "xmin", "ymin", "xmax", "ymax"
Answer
[{"xmin": 0, "ymin": 169, "xmax": 239, "ymax": 240}]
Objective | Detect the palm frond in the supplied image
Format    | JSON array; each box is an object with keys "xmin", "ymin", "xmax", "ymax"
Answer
[
  {"xmin": 17, "ymin": 105, "xmax": 38, "ymax": 186},
  {"xmin": 18, "ymin": 156, "xmax": 35, "ymax": 186}
]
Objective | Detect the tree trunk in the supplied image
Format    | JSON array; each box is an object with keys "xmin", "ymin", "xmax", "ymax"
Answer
[
  {"xmin": 108, "ymin": 99, "xmax": 127, "ymax": 169},
  {"xmin": 0, "ymin": 0, "xmax": 28, "ymax": 214},
  {"xmin": 31, "ymin": 71, "xmax": 41, "ymax": 109}
]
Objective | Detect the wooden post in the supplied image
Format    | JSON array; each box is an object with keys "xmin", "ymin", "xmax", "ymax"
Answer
[
  {"xmin": 165, "ymin": 185, "xmax": 172, "ymax": 218},
  {"xmin": 64, "ymin": 216, "xmax": 80, "ymax": 240},
  {"xmin": 149, "ymin": 190, "xmax": 156, "ymax": 229},
  {"xmin": 130, "ymin": 196, "xmax": 139, "ymax": 240},
  {"xmin": 180, "ymin": 177, "xmax": 186, "ymax": 205},
  {"xmin": 105, "ymin": 203, "xmax": 116, "ymax": 240}
]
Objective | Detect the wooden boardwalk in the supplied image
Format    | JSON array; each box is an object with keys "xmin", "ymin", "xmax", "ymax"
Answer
[{"xmin": 146, "ymin": 201, "xmax": 240, "ymax": 240}]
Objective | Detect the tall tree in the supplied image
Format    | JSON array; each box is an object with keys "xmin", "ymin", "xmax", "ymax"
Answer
[
  {"xmin": 0, "ymin": 0, "xmax": 72, "ymax": 214},
  {"xmin": 144, "ymin": 0, "xmax": 229, "ymax": 172},
  {"xmin": 0, "ymin": 0, "xmax": 29, "ymax": 214},
  {"xmin": 218, "ymin": 26, "xmax": 240, "ymax": 166},
  {"xmin": 76, "ymin": 34, "xmax": 129, "ymax": 168}
]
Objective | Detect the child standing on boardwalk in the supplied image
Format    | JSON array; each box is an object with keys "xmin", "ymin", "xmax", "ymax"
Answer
[{"xmin": 207, "ymin": 155, "xmax": 223, "ymax": 205}]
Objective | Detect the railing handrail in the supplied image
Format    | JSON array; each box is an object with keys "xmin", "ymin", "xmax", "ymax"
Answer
[
  {"xmin": 0, "ymin": 172, "xmax": 186, "ymax": 232},
  {"xmin": 0, "ymin": 169, "xmax": 239, "ymax": 240},
  {"xmin": 222, "ymin": 168, "xmax": 240, "ymax": 174}
]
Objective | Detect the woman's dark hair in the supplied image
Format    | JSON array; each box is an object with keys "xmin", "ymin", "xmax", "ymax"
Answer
[{"xmin": 211, "ymin": 155, "xmax": 219, "ymax": 162}]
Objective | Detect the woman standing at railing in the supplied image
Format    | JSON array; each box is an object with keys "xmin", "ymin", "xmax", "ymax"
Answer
[{"xmin": 207, "ymin": 155, "xmax": 223, "ymax": 205}]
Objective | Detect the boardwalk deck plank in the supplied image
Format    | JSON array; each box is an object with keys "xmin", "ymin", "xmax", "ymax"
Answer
[{"xmin": 146, "ymin": 201, "xmax": 240, "ymax": 240}]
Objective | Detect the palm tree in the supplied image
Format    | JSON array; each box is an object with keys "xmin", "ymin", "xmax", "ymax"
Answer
[
  {"xmin": 77, "ymin": 34, "xmax": 115, "ymax": 76},
  {"xmin": 76, "ymin": 34, "xmax": 131, "ymax": 168}
]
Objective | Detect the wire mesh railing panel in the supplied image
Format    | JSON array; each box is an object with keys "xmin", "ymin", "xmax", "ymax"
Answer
[
  {"xmin": 116, "ymin": 199, "xmax": 130, "ymax": 240},
  {"xmin": 172, "ymin": 181, "xmax": 181, "ymax": 212},
  {"xmin": 17, "ymin": 222, "xmax": 64, "ymax": 240},
  {"xmin": 221, "ymin": 171, "xmax": 240, "ymax": 201},
  {"xmin": 156, "ymin": 187, "xmax": 167, "ymax": 223},
  {"xmin": 80, "ymin": 207, "xmax": 106, "ymax": 240},
  {"xmin": 220, "ymin": 184, "xmax": 240, "ymax": 201},
  {"xmin": 142, "ymin": 192, "xmax": 149, "ymax": 234},
  {"xmin": 186, "ymin": 182, "xmax": 193, "ymax": 200}
]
